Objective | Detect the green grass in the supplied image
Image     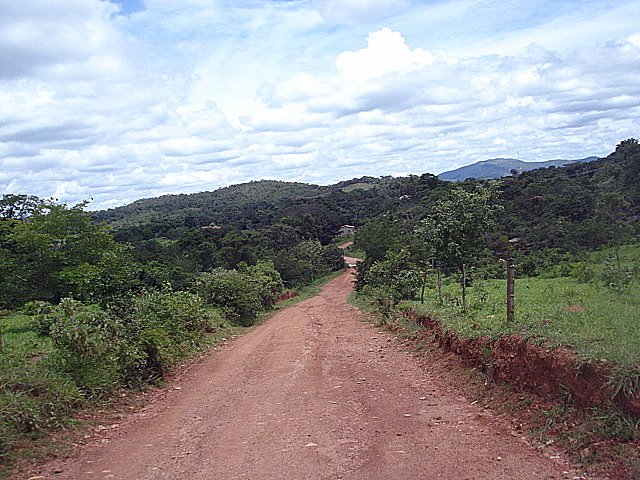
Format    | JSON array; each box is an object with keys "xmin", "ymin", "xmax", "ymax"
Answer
[
  {"xmin": 402, "ymin": 248, "xmax": 640, "ymax": 367},
  {"xmin": 583, "ymin": 243, "xmax": 640, "ymax": 269},
  {"xmin": 0, "ymin": 313, "xmax": 82, "ymax": 476},
  {"xmin": 343, "ymin": 245, "xmax": 365, "ymax": 260},
  {"xmin": 348, "ymin": 289, "xmax": 378, "ymax": 313},
  {"xmin": 331, "ymin": 233, "xmax": 354, "ymax": 246},
  {"xmin": 1, "ymin": 313, "xmax": 52, "ymax": 358}
]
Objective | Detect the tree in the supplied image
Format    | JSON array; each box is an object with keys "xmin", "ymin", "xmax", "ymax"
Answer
[
  {"xmin": 0, "ymin": 201, "xmax": 139, "ymax": 307},
  {"xmin": 194, "ymin": 268, "xmax": 263, "ymax": 325},
  {"xmin": 353, "ymin": 213, "xmax": 407, "ymax": 291},
  {"xmin": 0, "ymin": 194, "xmax": 54, "ymax": 220},
  {"xmin": 592, "ymin": 192, "xmax": 632, "ymax": 270},
  {"xmin": 274, "ymin": 240, "xmax": 343, "ymax": 287},
  {"xmin": 238, "ymin": 261, "xmax": 285, "ymax": 307},
  {"xmin": 415, "ymin": 186, "xmax": 501, "ymax": 310},
  {"xmin": 615, "ymin": 138, "xmax": 640, "ymax": 200},
  {"xmin": 364, "ymin": 249, "xmax": 420, "ymax": 307}
]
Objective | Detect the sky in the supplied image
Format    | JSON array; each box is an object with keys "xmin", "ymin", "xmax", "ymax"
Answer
[{"xmin": 1, "ymin": 0, "xmax": 639, "ymax": 210}]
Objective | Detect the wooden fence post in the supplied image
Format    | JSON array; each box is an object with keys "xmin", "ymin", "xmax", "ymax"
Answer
[
  {"xmin": 432, "ymin": 259, "xmax": 443, "ymax": 306},
  {"xmin": 462, "ymin": 263, "xmax": 467, "ymax": 313},
  {"xmin": 506, "ymin": 257, "xmax": 515, "ymax": 322}
]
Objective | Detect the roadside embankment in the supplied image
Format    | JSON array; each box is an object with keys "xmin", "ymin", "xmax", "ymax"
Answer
[{"xmin": 402, "ymin": 309, "xmax": 640, "ymax": 418}]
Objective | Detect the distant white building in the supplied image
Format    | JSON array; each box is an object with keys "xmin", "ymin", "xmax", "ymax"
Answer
[
  {"xmin": 337, "ymin": 224, "xmax": 355, "ymax": 236},
  {"xmin": 201, "ymin": 224, "xmax": 222, "ymax": 231}
]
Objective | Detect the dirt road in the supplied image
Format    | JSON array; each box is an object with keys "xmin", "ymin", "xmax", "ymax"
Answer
[{"xmin": 25, "ymin": 269, "xmax": 578, "ymax": 480}]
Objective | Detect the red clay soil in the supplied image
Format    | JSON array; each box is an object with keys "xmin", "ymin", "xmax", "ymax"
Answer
[
  {"xmin": 20, "ymin": 270, "xmax": 584, "ymax": 480},
  {"xmin": 275, "ymin": 290, "xmax": 298, "ymax": 303},
  {"xmin": 405, "ymin": 311, "xmax": 640, "ymax": 417}
]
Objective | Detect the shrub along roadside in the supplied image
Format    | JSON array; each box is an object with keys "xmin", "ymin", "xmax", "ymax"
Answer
[
  {"xmin": 354, "ymin": 243, "xmax": 640, "ymax": 370},
  {"xmin": 0, "ymin": 291, "xmax": 223, "ymax": 476},
  {"xmin": 194, "ymin": 262, "xmax": 284, "ymax": 326}
]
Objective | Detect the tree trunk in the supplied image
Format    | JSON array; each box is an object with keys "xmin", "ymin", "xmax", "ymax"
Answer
[{"xmin": 614, "ymin": 244, "xmax": 622, "ymax": 271}]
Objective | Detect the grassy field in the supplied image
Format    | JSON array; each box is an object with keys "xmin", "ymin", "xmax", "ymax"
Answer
[{"xmin": 402, "ymin": 244, "xmax": 640, "ymax": 368}]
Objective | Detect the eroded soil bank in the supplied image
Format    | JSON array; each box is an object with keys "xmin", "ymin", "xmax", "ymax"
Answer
[{"xmin": 401, "ymin": 310, "xmax": 640, "ymax": 418}]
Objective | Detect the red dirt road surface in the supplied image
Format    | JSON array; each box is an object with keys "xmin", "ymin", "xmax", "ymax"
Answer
[{"xmin": 25, "ymin": 270, "xmax": 581, "ymax": 480}]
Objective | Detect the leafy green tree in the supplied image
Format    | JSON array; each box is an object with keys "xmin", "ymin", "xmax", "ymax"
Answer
[
  {"xmin": 57, "ymin": 247, "xmax": 140, "ymax": 305},
  {"xmin": 415, "ymin": 186, "xmax": 501, "ymax": 309},
  {"xmin": 355, "ymin": 214, "xmax": 403, "ymax": 264},
  {"xmin": 218, "ymin": 229, "xmax": 259, "ymax": 268},
  {"xmin": 274, "ymin": 240, "xmax": 342, "ymax": 287},
  {"xmin": 261, "ymin": 222, "xmax": 301, "ymax": 251},
  {"xmin": 616, "ymin": 138, "xmax": 640, "ymax": 188},
  {"xmin": 364, "ymin": 249, "xmax": 420, "ymax": 307},
  {"xmin": 238, "ymin": 261, "xmax": 285, "ymax": 307},
  {"xmin": 0, "ymin": 194, "xmax": 54, "ymax": 220},
  {"xmin": 353, "ymin": 213, "xmax": 407, "ymax": 291},
  {"xmin": 0, "ymin": 201, "xmax": 140, "ymax": 307},
  {"xmin": 591, "ymin": 192, "xmax": 633, "ymax": 269},
  {"xmin": 321, "ymin": 245, "xmax": 345, "ymax": 272}
]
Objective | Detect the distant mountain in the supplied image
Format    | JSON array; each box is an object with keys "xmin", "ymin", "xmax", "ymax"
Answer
[{"xmin": 437, "ymin": 156, "xmax": 599, "ymax": 181}]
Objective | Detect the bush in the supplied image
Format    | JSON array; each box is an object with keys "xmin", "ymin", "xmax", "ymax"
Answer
[
  {"xmin": 321, "ymin": 246, "xmax": 345, "ymax": 271},
  {"xmin": 1, "ymin": 291, "xmax": 224, "ymax": 467},
  {"xmin": 599, "ymin": 260, "xmax": 636, "ymax": 293},
  {"xmin": 364, "ymin": 249, "xmax": 420, "ymax": 305},
  {"xmin": 45, "ymin": 299, "xmax": 124, "ymax": 397},
  {"xmin": 195, "ymin": 268, "xmax": 263, "ymax": 326},
  {"xmin": 24, "ymin": 301, "xmax": 55, "ymax": 335},
  {"xmin": 124, "ymin": 290, "xmax": 220, "ymax": 382},
  {"xmin": 238, "ymin": 261, "xmax": 285, "ymax": 307}
]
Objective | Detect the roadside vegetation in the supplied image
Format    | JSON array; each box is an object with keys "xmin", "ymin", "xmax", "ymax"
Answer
[
  {"xmin": 404, "ymin": 244, "xmax": 640, "ymax": 368},
  {"xmin": 352, "ymin": 139, "xmax": 640, "ymax": 374}
]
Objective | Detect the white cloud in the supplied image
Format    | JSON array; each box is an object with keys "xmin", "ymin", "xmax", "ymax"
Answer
[
  {"xmin": 0, "ymin": 1, "xmax": 639, "ymax": 209},
  {"xmin": 336, "ymin": 27, "xmax": 435, "ymax": 82},
  {"xmin": 321, "ymin": 0, "xmax": 408, "ymax": 24},
  {"xmin": 0, "ymin": 0, "xmax": 126, "ymax": 79}
]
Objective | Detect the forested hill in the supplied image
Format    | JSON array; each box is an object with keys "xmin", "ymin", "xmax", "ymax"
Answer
[
  {"xmin": 92, "ymin": 175, "xmax": 439, "ymax": 243},
  {"xmin": 94, "ymin": 181, "xmax": 332, "ymax": 230},
  {"xmin": 93, "ymin": 139, "xmax": 639, "ymax": 256}
]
